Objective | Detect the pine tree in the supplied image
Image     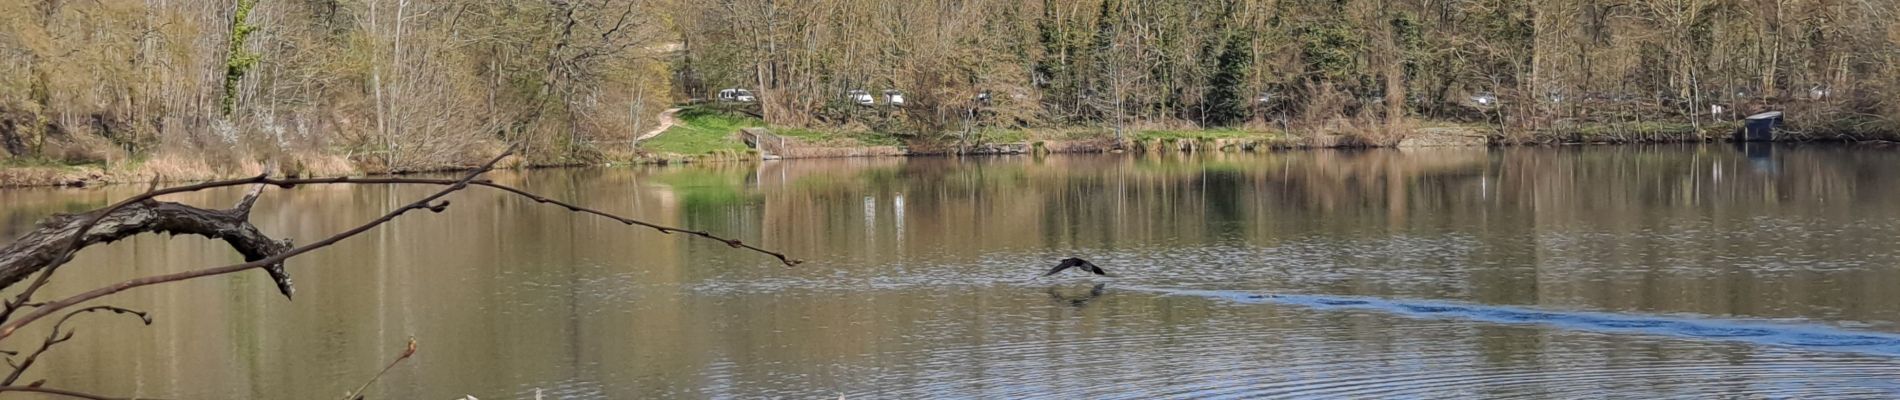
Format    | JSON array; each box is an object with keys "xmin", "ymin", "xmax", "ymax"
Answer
[{"xmin": 1206, "ymin": 35, "xmax": 1252, "ymax": 126}]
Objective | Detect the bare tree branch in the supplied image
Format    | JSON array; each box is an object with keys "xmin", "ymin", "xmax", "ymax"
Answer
[
  {"xmin": 0, "ymin": 148, "xmax": 516, "ymax": 340},
  {"xmin": 0, "ymin": 195, "xmax": 299, "ymax": 312},
  {"xmin": 0, "ymin": 174, "xmax": 801, "ymax": 302},
  {"xmin": 0, "ymin": 173, "xmax": 303, "ymax": 324},
  {"xmin": 0, "ymin": 385, "xmax": 159, "ymax": 400},
  {"xmin": 340, "ymin": 337, "xmax": 417, "ymax": 400},
  {"xmin": 3, "ymin": 306, "xmax": 151, "ymax": 386},
  {"xmin": 2, "ymin": 165, "xmax": 800, "ymax": 334}
]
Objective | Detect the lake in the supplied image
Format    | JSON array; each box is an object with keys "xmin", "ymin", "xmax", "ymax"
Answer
[{"xmin": 6, "ymin": 144, "xmax": 1900, "ymax": 399}]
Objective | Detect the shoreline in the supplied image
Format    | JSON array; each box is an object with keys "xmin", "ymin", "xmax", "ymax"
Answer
[{"xmin": 5, "ymin": 133, "xmax": 1890, "ymax": 190}]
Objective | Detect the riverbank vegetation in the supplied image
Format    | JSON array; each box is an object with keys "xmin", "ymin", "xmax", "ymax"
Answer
[{"xmin": 3, "ymin": 0, "xmax": 1898, "ymax": 182}]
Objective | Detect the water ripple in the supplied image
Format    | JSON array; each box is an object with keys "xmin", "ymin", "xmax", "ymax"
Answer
[{"xmin": 1145, "ymin": 287, "xmax": 1900, "ymax": 356}]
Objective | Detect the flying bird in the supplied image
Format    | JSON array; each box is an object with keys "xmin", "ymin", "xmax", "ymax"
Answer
[{"xmin": 1035, "ymin": 257, "xmax": 1116, "ymax": 279}]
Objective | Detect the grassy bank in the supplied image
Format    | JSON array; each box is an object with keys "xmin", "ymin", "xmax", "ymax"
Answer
[
  {"xmin": 640, "ymin": 107, "xmax": 759, "ymax": 158},
  {"xmin": 966, "ymin": 126, "xmax": 1285, "ymax": 144},
  {"xmin": 639, "ymin": 106, "xmax": 903, "ymax": 159},
  {"xmin": 0, "ymin": 158, "xmax": 106, "ymax": 187},
  {"xmin": 1517, "ymin": 121, "xmax": 1743, "ymax": 144},
  {"xmin": 2, "ymin": 105, "xmax": 1890, "ymax": 188}
]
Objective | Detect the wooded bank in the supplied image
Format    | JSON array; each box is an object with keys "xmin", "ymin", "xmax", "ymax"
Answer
[{"xmin": 3, "ymin": 0, "xmax": 1896, "ymax": 183}]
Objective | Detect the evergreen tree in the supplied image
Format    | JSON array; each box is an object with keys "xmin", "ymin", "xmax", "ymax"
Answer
[{"xmin": 1206, "ymin": 35, "xmax": 1252, "ymax": 126}]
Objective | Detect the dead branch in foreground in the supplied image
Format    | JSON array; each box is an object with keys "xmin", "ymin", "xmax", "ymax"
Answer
[
  {"xmin": 3, "ymin": 306, "xmax": 151, "ymax": 386},
  {"xmin": 0, "ymin": 184, "xmax": 295, "ymax": 302},
  {"xmin": 0, "ymin": 145, "xmax": 801, "ymax": 397},
  {"xmin": 0, "ymin": 385, "xmax": 159, "ymax": 400},
  {"xmin": 340, "ymin": 337, "xmax": 418, "ymax": 400}
]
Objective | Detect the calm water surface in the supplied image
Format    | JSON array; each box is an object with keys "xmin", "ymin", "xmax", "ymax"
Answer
[{"xmin": 5, "ymin": 145, "xmax": 1900, "ymax": 399}]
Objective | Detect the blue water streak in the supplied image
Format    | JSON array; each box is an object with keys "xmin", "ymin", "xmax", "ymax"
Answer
[{"xmin": 1136, "ymin": 287, "xmax": 1900, "ymax": 356}]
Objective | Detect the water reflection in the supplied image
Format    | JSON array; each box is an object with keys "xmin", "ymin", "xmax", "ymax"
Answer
[
  {"xmin": 3, "ymin": 144, "xmax": 1899, "ymax": 398},
  {"xmin": 1047, "ymin": 283, "xmax": 1109, "ymax": 309}
]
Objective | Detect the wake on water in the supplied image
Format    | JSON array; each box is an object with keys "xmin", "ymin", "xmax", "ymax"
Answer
[{"xmin": 1128, "ymin": 286, "xmax": 1900, "ymax": 356}]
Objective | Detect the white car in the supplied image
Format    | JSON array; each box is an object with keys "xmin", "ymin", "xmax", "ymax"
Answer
[
  {"xmin": 717, "ymin": 88, "xmax": 756, "ymax": 103},
  {"xmin": 1471, "ymin": 92, "xmax": 1498, "ymax": 107},
  {"xmin": 847, "ymin": 90, "xmax": 873, "ymax": 106},
  {"xmin": 883, "ymin": 90, "xmax": 905, "ymax": 106}
]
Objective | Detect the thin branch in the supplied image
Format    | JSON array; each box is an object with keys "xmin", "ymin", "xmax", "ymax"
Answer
[
  {"xmin": 275, "ymin": 178, "xmax": 802, "ymax": 265},
  {"xmin": 0, "ymin": 148, "xmax": 802, "ymax": 339},
  {"xmin": 3, "ymin": 306, "xmax": 151, "ymax": 386},
  {"xmin": 291, "ymin": 178, "xmax": 801, "ymax": 265},
  {"xmin": 340, "ymin": 337, "xmax": 417, "ymax": 400},
  {"xmin": 0, "ymin": 148, "xmax": 514, "ymax": 341},
  {"xmin": 0, "ymin": 386, "xmax": 156, "ymax": 400},
  {"xmin": 470, "ymin": 182, "xmax": 803, "ymax": 266}
]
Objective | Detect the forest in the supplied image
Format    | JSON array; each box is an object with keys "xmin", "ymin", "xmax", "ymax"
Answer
[{"xmin": 3, "ymin": 0, "xmax": 1897, "ymax": 176}]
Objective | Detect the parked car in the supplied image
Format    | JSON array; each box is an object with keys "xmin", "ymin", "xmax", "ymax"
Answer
[
  {"xmin": 846, "ymin": 89, "xmax": 874, "ymax": 106},
  {"xmin": 717, "ymin": 88, "xmax": 756, "ymax": 103},
  {"xmin": 883, "ymin": 90, "xmax": 905, "ymax": 106},
  {"xmin": 1470, "ymin": 92, "xmax": 1498, "ymax": 107}
]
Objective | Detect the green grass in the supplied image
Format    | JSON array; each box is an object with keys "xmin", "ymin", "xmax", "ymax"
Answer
[
  {"xmin": 973, "ymin": 129, "xmax": 1032, "ymax": 143},
  {"xmin": 1564, "ymin": 121, "xmax": 1726, "ymax": 140},
  {"xmin": 640, "ymin": 108, "xmax": 765, "ymax": 156},
  {"xmin": 641, "ymin": 106, "xmax": 905, "ymax": 156},
  {"xmin": 972, "ymin": 127, "xmax": 1283, "ymax": 143},
  {"xmin": 1132, "ymin": 128, "xmax": 1268, "ymax": 141},
  {"xmin": 773, "ymin": 125, "xmax": 904, "ymax": 147},
  {"xmin": 0, "ymin": 157, "xmax": 102, "ymax": 169},
  {"xmin": 773, "ymin": 127, "xmax": 892, "ymax": 146}
]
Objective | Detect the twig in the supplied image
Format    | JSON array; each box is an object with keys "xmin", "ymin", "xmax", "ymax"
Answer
[
  {"xmin": 0, "ymin": 147, "xmax": 802, "ymax": 340},
  {"xmin": 3, "ymin": 306, "xmax": 151, "ymax": 386},
  {"xmin": 470, "ymin": 182, "xmax": 803, "ymax": 266},
  {"xmin": 0, "ymin": 148, "xmax": 512, "ymax": 340},
  {"xmin": 238, "ymin": 177, "xmax": 802, "ymax": 265},
  {"xmin": 0, "ymin": 385, "xmax": 159, "ymax": 400},
  {"xmin": 340, "ymin": 337, "xmax": 417, "ymax": 400},
  {"xmin": 1, "ymin": 176, "xmax": 799, "ymax": 312}
]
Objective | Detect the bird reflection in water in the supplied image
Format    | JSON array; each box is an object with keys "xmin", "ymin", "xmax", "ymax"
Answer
[{"xmin": 1047, "ymin": 283, "xmax": 1109, "ymax": 309}]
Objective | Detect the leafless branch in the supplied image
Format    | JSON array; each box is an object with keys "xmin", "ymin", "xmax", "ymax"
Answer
[
  {"xmin": 0, "ymin": 174, "xmax": 800, "ymax": 303},
  {"xmin": 0, "ymin": 142, "xmax": 801, "ymax": 341},
  {"xmin": 469, "ymin": 182, "xmax": 803, "ymax": 266},
  {"xmin": 340, "ymin": 337, "xmax": 417, "ymax": 400},
  {"xmin": 0, "ymin": 385, "xmax": 159, "ymax": 400},
  {"xmin": 2, "ymin": 153, "xmax": 802, "ymax": 340},
  {"xmin": 0, "ymin": 148, "xmax": 513, "ymax": 340},
  {"xmin": 0, "ymin": 194, "xmax": 298, "ymax": 321},
  {"xmin": 0, "ymin": 173, "xmax": 298, "ymax": 324},
  {"xmin": 3, "ymin": 306, "xmax": 151, "ymax": 386}
]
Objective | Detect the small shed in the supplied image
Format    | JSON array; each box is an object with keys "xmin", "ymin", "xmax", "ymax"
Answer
[{"xmin": 1735, "ymin": 111, "xmax": 1782, "ymax": 142}]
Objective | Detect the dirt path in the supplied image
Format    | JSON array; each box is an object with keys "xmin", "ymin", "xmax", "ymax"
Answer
[{"xmin": 635, "ymin": 107, "xmax": 683, "ymax": 143}]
